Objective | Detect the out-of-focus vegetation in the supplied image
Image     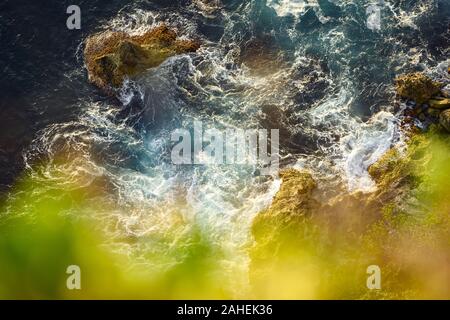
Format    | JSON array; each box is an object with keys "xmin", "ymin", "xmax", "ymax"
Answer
[
  {"xmin": 0, "ymin": 164, "xmax": 229, "ymax": 299},
  {"xmin": 0, "ymin": 128, "xmax": 449, "ymax": 299}
]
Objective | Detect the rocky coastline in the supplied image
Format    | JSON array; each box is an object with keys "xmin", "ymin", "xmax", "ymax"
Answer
[{"xmin": 249, "ymin": 69, "xmax": 450, "ymax": 299}]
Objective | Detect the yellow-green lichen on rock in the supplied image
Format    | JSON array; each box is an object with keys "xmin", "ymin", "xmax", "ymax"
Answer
[{"xmin": 84, "ymin": 25, "xmax": 200, "ymax": 92}]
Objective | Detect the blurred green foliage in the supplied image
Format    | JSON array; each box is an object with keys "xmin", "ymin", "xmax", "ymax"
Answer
[{"xmin": 0, "ymin": 129, "xmax": 448, "ymax": 299}]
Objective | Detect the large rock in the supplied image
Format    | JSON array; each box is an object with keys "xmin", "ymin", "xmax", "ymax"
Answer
[
  {"xmin": 251, "ymin": 169, "xmax": 319, "ymax": 266},
  {"xmin": 440, "ymin": 109, "xmax": 450, "ymax": 132},
  {"xmin": 249, "ymin": 169, "xmax": 320, "ymax": 298},
  {"xmin": 395, "ymin": 72, "xmax": 443, "ymax": 104},
  {"xmin": 254, "ymin": 169, "xmax": 318, "ymax": 221},
  {"xmin": 250, "ymin": 133, "xmax": 450, "ymax": 298},
  {"xmin": 84, "ymin": 25, "xmax": 200, "ymax": 92}
]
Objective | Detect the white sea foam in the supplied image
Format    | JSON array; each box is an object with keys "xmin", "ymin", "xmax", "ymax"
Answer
[
  {"xmin": 267, "ymin": 0, "xmax": 318, "ymax": 17},
  {"xmin": 306, "ymin": 83, "xmax": 400, "ymax": 192},
  {"xmin": 339, "ymin": 111, "xmax": 398, "ymax": 191}
]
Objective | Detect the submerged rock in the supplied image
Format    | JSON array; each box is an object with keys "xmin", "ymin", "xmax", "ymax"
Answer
[
  {"xmin": 84, "ymin": 25, "xmax": 200, "ymax": 92},
  {"xmin": 395, "ymin": 72, "xmax": 443, "ymax": 104},
  {"xmin": 440, "ymin": 109, "xmax": 450, "ymax": 132},
  {"xmin": 239, "ymin": 38, "xmax": 286, "ymax": 76}
]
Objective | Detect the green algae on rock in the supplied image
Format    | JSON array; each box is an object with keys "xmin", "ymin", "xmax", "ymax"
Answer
[
  {"xmin": 84, "ymin": 25, "xmax": 200, "ymax": 92},
  {"xmin": 395, "ymin": 72, "xmax": 443, "ymax": 105}
]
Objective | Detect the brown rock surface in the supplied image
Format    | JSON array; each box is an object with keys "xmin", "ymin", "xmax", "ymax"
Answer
[
  {"xmin": 395, "ymin": 72, "xmax": 443, "ymax": 104},
  {"xmin": 84, "ymin": 25, "xmax": 200, "ymax": 92}
]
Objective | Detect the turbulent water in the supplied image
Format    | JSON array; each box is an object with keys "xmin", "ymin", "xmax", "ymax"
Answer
[{"xmin": 1, "ymin": 0, "xmax": 449, "ymax": 297}]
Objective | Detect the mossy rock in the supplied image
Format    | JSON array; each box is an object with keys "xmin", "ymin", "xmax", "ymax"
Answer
[
  {"xmin": 84, "ymin": 25, "xmax": 200, "ymax": 92},
  {"xmin": 261, "ymin": 169, "xmax": 317, "ymax": 216},
  {"xmin": 395, "ymin": 72, "xmax": 443, "ymax": 105}
]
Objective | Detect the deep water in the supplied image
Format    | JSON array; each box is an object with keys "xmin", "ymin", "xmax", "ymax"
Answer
[{"xmin": 1, "ymin": 0, "xmax": 449, "ymax": 297}]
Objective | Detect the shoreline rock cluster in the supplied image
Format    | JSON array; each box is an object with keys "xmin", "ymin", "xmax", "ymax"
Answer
[
  {"xmin": 250, "ymin": 69, "xmax": 450, "ymax": 299},
  {"xmin": 395, "ymin": 72, "xmax": 450, "ymax": 132},
  {"xmin": 84, "ymin": 25, "xmax": 200, "ymax": 93}
]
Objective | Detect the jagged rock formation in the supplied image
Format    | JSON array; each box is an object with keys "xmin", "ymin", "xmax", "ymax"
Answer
[
  {"xmin": 84, "ymin": 25, "xmax": 200, "ymax": 92},
  {"xmin": 395, "ymin": 72, "xmax": 443, "ymax": 104},
  {"xmin": 396, "ymin": 72, "xmax": 450, "ymax": 133}
]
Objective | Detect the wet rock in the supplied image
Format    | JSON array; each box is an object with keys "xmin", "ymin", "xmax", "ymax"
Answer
[
  {"xmin": 254, "ymin": 169, "xmax": 318, "ymax": 222},
  {"xmin": 84, "ymin": 25, "xmax": 200, "ymax": 92},
  {"xmin": 193, "ymin": 0, "xmax": 222, "ymax": 17},
  {"xmin": 395, "ymin": 72, "xmax": 443, "ymax": 104},
  {"xmin": 429, "ymin": 98, "xmax": 450, "ymax": 110},
  {"xmin": 368, "ymin": 134, "xmax": 430, "ymax": 203},
  {"xmin": 440, "ymin": 109, "xmax": 450, "ymax": 132}
]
